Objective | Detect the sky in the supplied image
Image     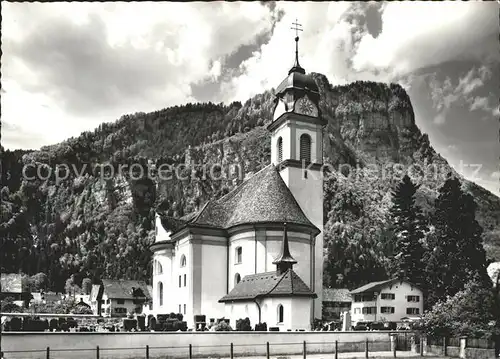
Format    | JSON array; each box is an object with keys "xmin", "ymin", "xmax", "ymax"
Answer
[{"xmin": 1, "ymin": 2, "xmax": 499, "ymax": 195}]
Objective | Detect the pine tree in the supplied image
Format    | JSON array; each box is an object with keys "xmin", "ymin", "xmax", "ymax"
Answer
[
  {"xmin": 388, "ymin": 175, "xmax": 427, "ymax": 290},
  {"xmin": 425, "ymin": 174, "xmax": 491, "ymax": 307}
]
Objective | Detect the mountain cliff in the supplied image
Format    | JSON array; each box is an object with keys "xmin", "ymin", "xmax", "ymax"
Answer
[{"xmin": 1, "ymin": 73, "xmax": 499, "ymax": 291}]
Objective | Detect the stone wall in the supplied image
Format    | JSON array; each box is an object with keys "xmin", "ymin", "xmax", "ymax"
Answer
[
  {"xmin": 2, "ymin": 331, "xmax": 393, "ymax": 359},
  {"xmin": 464, "ymin": 347, "xmax": 497, "ymax": 359},
  {"xmin": 425, "ymin": 337, "xmax": 497, "ymax": 359}
]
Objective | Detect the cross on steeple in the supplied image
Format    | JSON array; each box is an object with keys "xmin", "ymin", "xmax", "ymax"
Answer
[
  {"xmin": 289, "ymin": 18, "xmax": 305, "ymax": 75},
  {"xmin": 291, "ymin": 18, "xmax": 303, "ymax": 38}
]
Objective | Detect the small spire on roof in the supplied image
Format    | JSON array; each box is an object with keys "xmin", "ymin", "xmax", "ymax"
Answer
[
  {"xmin": 273, "ymin": 222, "xmax": 297, "ymax": 275},
  {"xmin": 289, "ymin": 19, "xmax": 305, "ymax": 75}
]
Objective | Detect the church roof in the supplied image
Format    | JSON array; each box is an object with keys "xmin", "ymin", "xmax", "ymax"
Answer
[
  {"xmin": 323, "ymin": 288, "xmax": 352, "ymax": 303},
  {"xmin": 350, "ymin": 279, "xmax": 421, "ymax": 294},
  {"xmin": 275, "ymin": 71, "xmax": 319, "ymax": 96},
  {"xmin": 218, "ymin": 269, "xmax": 317, "ymax": 302},
  {"xmin": 161, "ymin": 164, "xmax": 319, "ymax": 235}
]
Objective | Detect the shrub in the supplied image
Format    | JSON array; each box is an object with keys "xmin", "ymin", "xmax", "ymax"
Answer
[
  {"xmin": 123, "ymin": 319, "xmax": 137, "ymax": 332},
  {"xmin": 179, "ymin": 321, "xmax": 188, "ymax": 331},
  {"xmin": 1, "ymin": 297, "xmax": 22, "ymax": 313},
  {"xmin": 194, "ymin": 315, "xmax": 206, "ymax": 322},
  {"xmin": 9, "ymin": 317, "xmax": 22, "ymax": 331},
  {"xmin": 422, "ymin": 278, "xmax": 499, "ymax": 338},
  {"xmin": 49, "ymin": 318, "xmax": 59, "ymax": 331},
  {"xmin": 164, "ymin": 322, "xmax": 174, "ymax": 331},
  {"xmin": 176, "ymin": 313, "xmax": 183, "ymax": 321},
  {"xmin": 236, "ymin": 317, "xmax": 252, "ymax": 331},
  {"xmin": 214, "ymin": 321, "xmax": 232, "ymax": 331},
  {"xmin": 71, "ymin": 305, "xmax": 93, "ymax": 315},
  {"xmin": 172, "ymin": 321, "xmax": 180, "ymax": 331},
  {"xmin": 67, "ymin": 319, "xmax": 78, "ymax": 329},
  {"xmin": 169, "ymin": 312, "xmax": 177, "ymax": 319},
  {"xmin": 156, "ymin": 314, "xmax": 168, "ymax": 322},
  {"xmin": 137, "ymin": 315, "xmax": 146, "ymax": 331},
  {"xmin": 148, "ymin": 316, "xmax": 156, "ymax": 330},
  {"xmin": 255, "ymin": 322, "xmax": 267, "ymax": 331}
]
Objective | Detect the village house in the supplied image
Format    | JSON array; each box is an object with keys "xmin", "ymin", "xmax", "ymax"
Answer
[
  {"xmin": 350, "ymin": 279, "xmax": 424, "ymax": 325},
  {"xmin": 322, "ymin": 288, "xmax": 352, "ymax": 321},
  {"xmin": 151, "ymin": 33, "xmax": 325, "ymax": 330},
  {"xmin": 0, "ymin": 273, "xmax": 31, "ymax": 308},
  {"xmin": 30, "ymin": 291, "xmax": 63, "ymax": 306},
  {"xmin": 90, "ymin": 280, "xmax": 151, "ymax": 317}
]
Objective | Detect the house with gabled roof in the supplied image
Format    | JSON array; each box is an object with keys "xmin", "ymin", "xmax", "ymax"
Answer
[
  {"xmin": 92, "ymin": 280, "xmax": 151, "ymax": 317},
  {"xmin": 151, "ymin": 32, "xmax": 326, "ymax": 330},
  {"xmin": 350, "ymin": 279, "xmax": 424, "ymax": 325},
  {"xmin": 322, "ymin": 288, "xmax": 352, "ymax": 320},
  {"xmin": 0, "ymin": 273, "xmax": 31, "ymax": 308}
]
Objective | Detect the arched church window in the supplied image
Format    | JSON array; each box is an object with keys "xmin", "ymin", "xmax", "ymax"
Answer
[
  {"xmin": 158, "ymin": 282, "xmax": 163, "ymax": 306},
  {"xmin": 234, "ymin": 273, "xmax": 241, "ymax": 286},
  {"xmin": 235, "ymin": 247, "xmax": 242, "ymax": 264},
  {"xmin": 277, "ymin": 304, "xmax": 284, "ymax": 323},
  {"xmin": 180, "ymin": 254, "xmax": 186, "ymax": 267},
  {"xmin": 299, "ymin": 134, "xmax": 311, "ymax": 163},
  {"xmin": 277, "ymin": 137, "xmax": 283, "ymax": 163},
  {"xmin": 157, "ymin": 262, "xmax": 163, "ymax": 275}
]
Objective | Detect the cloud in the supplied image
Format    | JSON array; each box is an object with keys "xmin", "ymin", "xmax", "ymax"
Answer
[
  {"xmin": 219, "ymin": 2, "xmax": 363, "ymax": 103},
  {"xmin": 2, "ymin": 2, "xmax": 276, "ymax": 148},
  {"xmin": 470, "ymin": 97, "xmax": 491, "ymax": 112},
  {"xmin": 1, "ymin": 121, "xmax": 47, "ymax": 150},
  {"xmin": 456, "ymin": 65, "xmax": 492, "ymax": 95},
  {"xmin": 427, "ymin": 64, "xmax": 496, "ymax": 124},
  {"xmin": 352, "ymin": 2, "xmax": 497, "ymax": 76}
]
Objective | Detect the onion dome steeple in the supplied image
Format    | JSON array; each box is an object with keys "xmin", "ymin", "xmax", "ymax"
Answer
[{"xmin": 270, "ymin": 19, "xmax": 324, "ymax": 124}]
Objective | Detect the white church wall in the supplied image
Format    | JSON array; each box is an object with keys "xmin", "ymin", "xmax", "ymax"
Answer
[
  {"xmin": 152, "ymin": 250, "xmax": 173, "ymax": 315},
  {"xmin": 200, "ymin": 241, "xmax": 227, "ymax": 323},
  {"xmin": 259, "ymin": 297, "xmax": 311, "ymax": 331},
  {"xmin": 271, "ymin": 122, "xmax": 292, "ymax": 164},
  {"xmin": 229, "ymin": 230, "xmax": 257, "ymax": 292},
  {"xmin": 153, "ymin": 237, "xmax": 192, "ymax": 321},
  {"xmin": 174, "ymin": 238, "xmax": 191, "ymax": 321},
  {"xmin": 155, "ymin": 214, "xmax": 171, "ymax": 242},
  {"xmin": 282, "ymin": 166, "xmax": 324, "ymax": 320},
  {"xmin": 225, "ymin": 302, "xmax": 260, "ymax": 329},
  {"xmin": 290, "ymin": 297, "xmax": 312, "ymax": 331}
]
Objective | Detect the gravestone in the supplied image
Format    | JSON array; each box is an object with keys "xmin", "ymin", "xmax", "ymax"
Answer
[{"xmin": 342, "ymin": 311, "xmax": 351, "ymax": 331}]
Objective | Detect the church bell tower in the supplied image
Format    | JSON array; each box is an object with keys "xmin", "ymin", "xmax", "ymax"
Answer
[{"xmin": 268, "ymin": 20, "xmax": 325, "ymax": 320}]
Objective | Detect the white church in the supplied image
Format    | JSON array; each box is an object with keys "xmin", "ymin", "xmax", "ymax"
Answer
[{"xmin": 151, "ymin": 33, "xmax": 326, "ymax": 331}]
